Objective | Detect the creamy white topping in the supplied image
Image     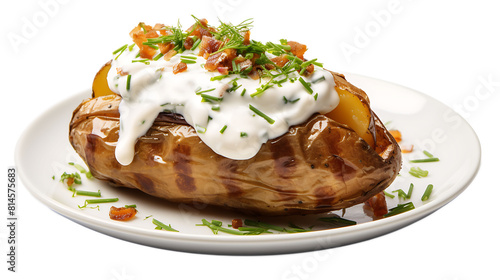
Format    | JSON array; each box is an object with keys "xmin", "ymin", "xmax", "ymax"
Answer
[{"xmin": 107, "ymin": 45, "xmax": 339, "ymax": 165}]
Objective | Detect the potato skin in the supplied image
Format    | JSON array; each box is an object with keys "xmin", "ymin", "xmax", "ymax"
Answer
[{"xmin": 69, "ymin": 74, "xmax": 401, "ymax": 215}]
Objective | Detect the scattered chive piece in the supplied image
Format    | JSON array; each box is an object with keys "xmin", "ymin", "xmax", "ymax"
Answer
[
  {"xmin": 132, "ymin": 59, "xmax": 151, "ymax": 65},
  {"xmin": 152, "ymin": 218, "xmax": 179, "ymax": 232},
  {"xmin": 112, "ymin": 44, "xmax": 128, "ymax": 55},
  {"xmin": 198, "ymin": 219, "xmax": 246, "ymax": 235},
  {"xmin": 409, "ymin": 167, "xmax": 429, "ymax": 178},
  {"xmin": 423, "ymin": 150, "xmax": 434, "ymax": 158},
  {"xmin": 384, "ymin": 202, "xmax": 415, "ymax": 217},
  {"xmin": 126, "ymin": 75, "xmax": 131, "ymax": 91},
  {"xmin": 298, "ymin": 77, "xmax": 313, "ymax": 94},
  {"xmin": 240, "ymin": 132, "xmax": 248, "ymax": 137},
  {"xmin": 312, "ymin": 76, "xmax": 326, "ymax": 84},
  {"xmin": 384, "ymin": 191, "xmax": 395, "ymax": 199},
  {"xmin": 195, "ymin": 125, "xmax": 207, "ymax": 133},
  {"xmin": 244, "ymin": 219, "xmax": 285, "ymax": 232},
  {"xmin": 73, "ymin": 190, "xmax": 101, "ymax": 197},
  {"xmin": 409, "ymin": 158, "xmax": 440, "ymax": 163},
  {"xmin": 128, "ymin": 43, "xmax": 135, "ymax": 51},
  {"xmin": 220, "ymin": 125, "xmax": 228, "ymax": 134},
  {"xmin": 314, "ymin": 93, "xmax": 318, "ymax": 101},
  {"xmin": 153, "ymin": 52, "xmax": 164, "ymax": 61},
  {"xmin": 191, "ymin": 38, "xmax": 201, "ymax": 50},
  {"xmin": 392, "ymin": 183, "xmax": 414, "ymax": 199},
  {"xmin": 200, "ymin": 93, "xmax": 223, "ymax": 102},
  {"xmin": 69, "ymin": 162, "xmax": 93, "ymax": 179},
  {"xmin": 195, "ymin": 87, "xmax": 216, "ymax": 95},
  {"xmin": 318, "ymin": 216, "xmax": 357, "ymax": 227},
  {"xmin": 60, "ymin": 172, "xmax": 82, "ymax": 185},
  {"xmin": 421, "ymin": 184, "xmax": 434, "ymax": 201},
  {"xmin": 249, "ymin": 104, "xmax": 275, "ymax": 124},
  {"xmin": 79, "ymin": 198, "xmax": 119, "ymax": 209},
  {"xmin": 241, "ymin": 88, "xmax": 246, "ymax": 96},
  {"xmin": 125, "ymin": 204, "xmax": 137, "ymax": 208}
]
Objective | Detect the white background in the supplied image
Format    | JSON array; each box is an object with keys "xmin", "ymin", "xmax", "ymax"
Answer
[{"xmin": 1, "ymin": 0, "xmax": 499, "ymax": 279}]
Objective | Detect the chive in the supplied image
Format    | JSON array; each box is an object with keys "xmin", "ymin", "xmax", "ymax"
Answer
[
  {"xmin": 198, "ymin": 219, "xmax": 246, "ymax": 235},
  {"xmin": 60, "ymin": 172, "xmax": 82, "ymax": 185},
  {"xmin": 244, "ymin": 219, "xmax": 286, "ymax": 232},
  {"xmin": 409, "ymin": 167, "xmax": 429, "ymax": 178},
  {"xmin": 211, "ymin": 105, "xmax": 220, "ymax": 111},
  {"xmin": 392, "ymin": 183, "xmax": 414, "ymax": 199},
  {"xmin": 78, "ymin": 198, "xmax": 119, "ymax": 209},
  {"xmin": 195, "ymin": 87, "xmax": 216, "ymax": 95},
  {"xmin": 191, "ymin": 38, "xmax": 201, "ymax": 50},
  {"xmin": 211, "ymin": 75, "xmax": 229, "ymax": 81},
  {"xmin": 298, "ymin": 77, "xmax": 313, "ymax": 94},
  {"xmin": 84, "ymin": 198, "xmax": 118, "ymax": 204},
  {"xmin": 249, "ymin": 104, "xmax": 275, "ymax": 124},
  {"xmin": 128, "ymin": 43, "xmax": 135, "ymax": 51},
  {"xmin": 152, "ymin": 218, "xmax": 179, "ymax": 232},
  {"xmin": 423, "ymin": 150, "xmax": 434, "ymax": 158},
  {"xmin": 314, "ymin": 93, "xmax": 318, "ymax": 101},
  {"xmin": 220, "ymin": 125, "xmax": 227, "ymax": 134},
  {"xmin": 312, "ymin": 76, "xmax": 326, "ymax": 84},
  {"xmin": 181, "ymin": 55, "xmax": 197, "ymax": 60},
  {"xmin": 200, "ymin": 93, "xmax": 223, "ymax": 102},
  {"xmin": 195, "ymin": 125, "xmax": 207, "ymax": 133},
  {"xmin": 238, "ymin": 227, "xmax": 272, "ymax": 234},
  {"xmin": 131, "ymin": 59, "xmax": 151, "ymax": 65},
  {"xmin": 69, "ymin": 162, "xmax": 93, "ymax": 179},
  {"xmin": 241, "ymin": 88, "xmax": 246, "ymax": 96},
  {"xmin": 384, "ymin": 191, "xmax": 395, "ymax": 199},
  {"xmin": 73, "ymin": 190, "xmax": 101, "ymax": 197},
  {"xmin": 384, "ymin": 202, "xmax": 415, "ymax": 217},
  {"xmin": 240, "ymin": 132, "xmax": 248, "ymax": 137},
  {"xmin": 318, "ymin": 216, "xmax": 357, "ymax": 227},
  {"xmin": 181, "ymin": 59, "xmax": 197, "ymax": 64},
  {"xmin": 421, "ymin": 184, "xmax": 434, "ymax": 201},
  {"xmin": 125, "ymin": 204, "xmax": 137, "ymax": 208},
  {"xmin": 112, "ymin": 44, "xmax": 128, "ymax": 55},
  {"xmin": 153, "ymin": 52, "xmax": 164, "ymax": 61},
  {"xmin": 409, "ymin": 158, "xmax": 440, "ymax": 163},
  {"xmin": 126, "ymin": 75, "xmax": 131, "ymax": 91}
]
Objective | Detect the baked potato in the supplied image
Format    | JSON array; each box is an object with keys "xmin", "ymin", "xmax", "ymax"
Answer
[{"xmin": 69, "ymin": 19, "xmax": 401, "ymax": 215}]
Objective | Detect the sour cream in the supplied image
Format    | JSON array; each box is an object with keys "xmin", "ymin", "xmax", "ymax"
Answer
[{"xmin": 107, "ymin": 45, "xmax": 339, "ymax": 165}]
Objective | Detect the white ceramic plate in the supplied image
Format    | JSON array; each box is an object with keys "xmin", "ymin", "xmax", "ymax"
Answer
[{"xmin": 15, "ymin": 74, "xmax": 481, "ymax": 255}]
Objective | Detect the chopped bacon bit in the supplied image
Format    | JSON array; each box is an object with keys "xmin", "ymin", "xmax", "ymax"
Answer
[
  {"xmin": 270, "ymin": 54, "xmax": 289, "ymax": 68},
  {"xmin": 129, "ymin": 23, "xmax": 157, "ymax": 59},
  {"xmin": 302, "ymin": 63, "xmax": 315, "ymax": 77},
  {"xmin": 163, "ymin": 49, "xmax": 177, "ymax": 61},
  {"xmin": 173, "ymin": 62, "xmax": 188, "ymax": 74},
  {"xmin": 116, "ymin": 68, "xmax": 128, "ymax": 76},
  {"xmin": 217, "ymin": 67, "xmax": 229, "ymax": 75},
  {"xmin": 400, "ymin": 144, "xmax": 414, "ymax": 153},
  {"xmin": 205, "ymin": 48, "xmax": 237, "ymax": 71},
  {"xmin": 248, "ymin": 67, "xmax": 261, "ymax": 80},
  {"xmin": 109, "ymin": 206, "xmax": 137, "ymax": 221},
  {"xmin": 232, "ymin": 218, "xmax": 243, "ymax": 229},
  {"xmin": 389, "ymin": 130, "xmax": 402, "ymax": 142},
  {"xmin": 183, "ymin": 36, "xmax": 194, "ymax": 50},
  {"xmin": 153, "ymin": 23, "xmax": 167, "ymax": 35},
  {"xmin": 186, "ymin": 18, "xmax": 214, "ymax": 39},
  {"xmin": 243, "ymin": 30, "xmax": 251, "ymax": 45},
  {"xmin": 287, "ymin": 41, "xmax": 307, "ymax": 60},
  {"xmin": 198, "ymin": 36, "xmax": 223, "ymax": 58},
  {"xmin": 238, "ymin": 59, "xmax": 253, "ymax": 72},
  {"xmin": 363, "ymin": 192, "xmax": 388, "ymax": 219},
  {"xmin": 66, "ymin": 177, "xmax": 74, "ymax": 187},
  {"xmin": 159, "ymin": 42, "xmax": 175, "ymax": 54}
]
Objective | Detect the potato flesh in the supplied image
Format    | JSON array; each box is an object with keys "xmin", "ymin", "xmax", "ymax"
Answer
[
  {"xmin": 92, "ymin": 62, "xmax": 116, "ymax": 98},
  {"xmin": 325, "ymin": 87, "xmax": 375, "ymax": 148}
]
